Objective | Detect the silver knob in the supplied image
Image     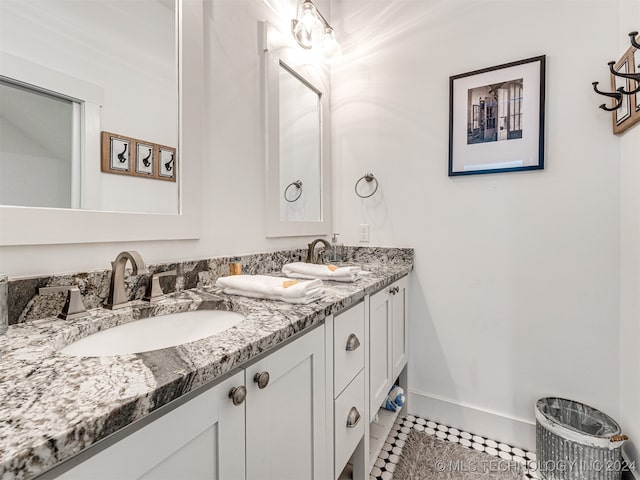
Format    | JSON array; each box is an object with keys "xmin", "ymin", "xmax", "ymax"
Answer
[
  {"xmin": 345, "ymin": 333, "xmax": 361, "ymax": 351},
  {"xmin": 254, "ymin": 371, "xmax": 270, "ymax": 389},
  {"xmin": 229, "ymin": 386, "xmax": 246, "ymax": 406},
  {"xmin": 346, "ymin": 407, "xmax": 361, "ymax": 428}
]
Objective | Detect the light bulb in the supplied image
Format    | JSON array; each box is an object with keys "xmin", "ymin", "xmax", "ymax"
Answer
[
  {"xmin": 321, "ymin": 27, "xmax": 342, "ymax": 63},
  {"xmin": 292, "ymin": 0, "xmax": 322, "ymax": 49}
]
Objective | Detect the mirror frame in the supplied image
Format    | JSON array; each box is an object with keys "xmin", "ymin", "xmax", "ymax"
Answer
[
  {"xmin": 0, "ymin": 0, "xmax": 203, "ymax": 246},
  {"xmin": 262, "ymin": 21, "xmax": 332, "ymax": 238}
]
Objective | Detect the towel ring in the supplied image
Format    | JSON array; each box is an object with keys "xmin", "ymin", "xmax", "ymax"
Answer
[
  {"xmin": 284, "ymin": 180, "xmax": 303, "ymax": 202},
  {"xmin": 354, "ymin": 173, "xmax": 378, "ymax": 198}
]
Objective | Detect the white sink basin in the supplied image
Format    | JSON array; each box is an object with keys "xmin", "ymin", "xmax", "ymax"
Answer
[{"xmin": 61, "ymin": 310, "xmax": 245, "ymax": 356}]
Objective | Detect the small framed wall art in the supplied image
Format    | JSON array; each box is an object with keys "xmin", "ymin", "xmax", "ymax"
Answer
[{"xmin": 448, "ymin": 55, "xmax": 546, "ymax": 176}]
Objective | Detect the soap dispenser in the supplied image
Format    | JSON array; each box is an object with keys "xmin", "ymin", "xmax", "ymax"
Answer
[{"xmin": 329, "ymin": 233, "xmax": 343, "ymax": 263}]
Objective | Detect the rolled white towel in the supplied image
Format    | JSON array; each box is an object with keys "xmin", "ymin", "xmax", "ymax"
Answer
[
  {"xmin": 282, "ymin": 262, "xmax": 362, "ymax": 282},
  {"xmin": 215, "ymin": 275, "xmax": 325, "ymax": 304}
]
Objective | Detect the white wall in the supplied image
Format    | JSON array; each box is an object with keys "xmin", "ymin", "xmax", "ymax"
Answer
[
  {"xmin": 0, "ymin": 0, "xmax": 332, "ymax": 278},
  {"xmin": 619, "ymin": 0, "xmax": 640, "ymax": 468},
  {"xmin": 332, "ymin": 0, "xmax": 622, "ymax": 450}
]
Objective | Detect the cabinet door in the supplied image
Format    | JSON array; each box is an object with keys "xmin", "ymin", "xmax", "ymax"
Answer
[
  {"xmin": 245, "ymin": 326, "xmax": 326, "ymax": 480},
  {"xmin": 369, "ymin": 287, "xmax": 392, "ymax": 415},
  {"xmin": 59, "ymin": 371, "xmax": 246, "ymax": 480},
  {"xmin": 391, "ymin": 276, "xmax": 409, "ymax": 379}
]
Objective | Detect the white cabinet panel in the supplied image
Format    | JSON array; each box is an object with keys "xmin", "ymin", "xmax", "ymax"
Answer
[
  {"xmin": 245, "ymin": 326, "xmax": 326, "ymax": 480},
  {"xmin": 391, "ymin": 276, "xmax": 408, "ymax": 379},
  {"xmin": 334, "ymin": 369, "xmax": 365, "ymax": 479},
  {"xmin": 369, "ymin": 286, "xmax": 392, "ymax": 416},
  {"xmin": 59, "ymin": 371, "xmax": 246, "ymax": 480},
  {"xmin": 334, "ymin": 301, "xmax": 365, "ymax": 396}
]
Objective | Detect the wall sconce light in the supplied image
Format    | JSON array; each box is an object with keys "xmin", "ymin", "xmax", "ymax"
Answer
[{"xmin": 291, "ymin": 0, "xmax": 341, "ymax": 63}]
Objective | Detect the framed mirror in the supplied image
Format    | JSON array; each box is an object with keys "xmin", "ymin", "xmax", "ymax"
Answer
[
  {"xmin": 262, "ymin": 21, "xmax": 332, "ymax": 238},
  {"xmin": 0, "ymin": 0, "xmax": 203, "ymax": 245}
]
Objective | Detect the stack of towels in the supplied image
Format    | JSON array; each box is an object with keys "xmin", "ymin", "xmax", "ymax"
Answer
[
  {"xmin": 215, "ymin": 275, "xmax": 325, "ymax": 304},
  {"xmin": 282, "ymin": 262, "xmax": 365, "ymax": 282}
]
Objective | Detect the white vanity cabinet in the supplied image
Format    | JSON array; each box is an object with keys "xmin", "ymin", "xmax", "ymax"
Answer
[
  {"xmin": 245, "ymin": 325, "xmax": 326, "ymax": 480},
  {"xmin": 367, "ymin": 276, "xmax": 409, "ymax": 472},
  {"xmin": 329, "ymin": 301, "xmax": 367, "ymax": 479},
  {"xmin": 369, "ymin": 276, "xmax": 408, "ymax": 415},
  {"xmin": 56, "ymin": 325, "xmax": 326, "ymax": 480},
  {"xmin": 58, "ymin": 371, "xmax": 246, "ymax": 480}
]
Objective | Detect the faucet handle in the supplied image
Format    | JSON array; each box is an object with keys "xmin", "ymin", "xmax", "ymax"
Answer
[
  {"xmin": 38, "ymin": 286, "xmax": 88, "ymax": 320},
  {"xmin": 144, "ymin": 270, "xmax": 177, "ymax": 302}
]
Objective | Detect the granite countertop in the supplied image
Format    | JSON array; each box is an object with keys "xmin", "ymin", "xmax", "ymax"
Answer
[{"xmin": 0, "ymin": 262, "xmax": 411, "ymax": 480}]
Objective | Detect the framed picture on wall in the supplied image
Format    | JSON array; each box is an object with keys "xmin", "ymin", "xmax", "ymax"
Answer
[{"xmin": 448, "ymin": 55, "xmax": 546, "ymax": 176}]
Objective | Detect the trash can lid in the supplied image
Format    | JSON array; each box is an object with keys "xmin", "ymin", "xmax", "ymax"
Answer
[{"xmin": 536, "ymin": 397, "xmax": 621, "ymax": 438}]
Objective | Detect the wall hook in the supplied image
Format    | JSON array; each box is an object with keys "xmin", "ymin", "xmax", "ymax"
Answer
[
  {"xmin": 629, "ymin": 31, "xmax": 640, "ymax": 49},
  {"xmin": 592, "ymin": 81, "xmax": 624, "ymax": 111},
  {"xmin": 607, "ymin": 61, "xmax": 640, "ymax": 95}
]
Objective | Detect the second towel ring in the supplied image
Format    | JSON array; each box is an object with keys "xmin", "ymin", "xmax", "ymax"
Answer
[
  {"xmin": 284, "ymin": 180, "xmax": 303, "ymax": 202},
  {"xmin": 355, "ymin": 173, "xmax": 378, "ymax": 198}
]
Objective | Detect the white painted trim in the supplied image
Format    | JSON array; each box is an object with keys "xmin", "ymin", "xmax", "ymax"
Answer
[
  {"xmin": 0, "ymin": 52, "xmax": 103, "ymax": 105},
  {"xmin": 622, "ymin": 450, "xmax": 640, "ymax": 480},
  {"xmin": 261, "ymin": 21, "xmax": 332, "ymax": 238},
  {"xmin": 408, "ymin": 388, "xmax": 536, "ymax": 451}
]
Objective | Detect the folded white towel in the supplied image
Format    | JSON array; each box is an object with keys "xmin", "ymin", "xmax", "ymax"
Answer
[
  {"xmin": 215, "ymin": 275, "xmax": 325, "ymax": 304},
  {"xmin": 282, "ymin": 262, "xmax": 362, "ymax": 282}
]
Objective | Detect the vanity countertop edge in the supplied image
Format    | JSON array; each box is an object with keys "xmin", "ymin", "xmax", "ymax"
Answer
[{"xmin": 0, "ymin": 262, "xmax": 412, "ymax": 480}]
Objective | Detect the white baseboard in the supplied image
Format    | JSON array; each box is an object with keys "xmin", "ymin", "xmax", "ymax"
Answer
[
  {"xmin": 622, "ymin": 450, "xmax": 640, "ymax": 480},
  {"xmin": 408, "ymin": 389, "xmax": 536, "ymax": 451}
]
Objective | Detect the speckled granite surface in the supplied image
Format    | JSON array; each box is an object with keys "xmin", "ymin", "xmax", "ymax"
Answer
[{"xmin": 0, "ymin": 249, "xmax": 412, "ymax": 480}]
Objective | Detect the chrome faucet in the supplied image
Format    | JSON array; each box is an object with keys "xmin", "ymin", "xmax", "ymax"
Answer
[
  {"xmin": 105, "ymin": 251, "xmax": 149, "ymax": 310},
  {"xmin": 306, "ymin": 238, "xmax": 331, "ymax": 264}
]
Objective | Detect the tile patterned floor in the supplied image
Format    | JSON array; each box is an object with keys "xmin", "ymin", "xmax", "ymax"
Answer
[{"xmin": 370, "ymin": 414, "xmax": 538, "ymax": 480}]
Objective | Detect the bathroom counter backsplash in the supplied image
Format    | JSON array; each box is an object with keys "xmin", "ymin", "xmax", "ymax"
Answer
[
  {"xmin": 0, "ymin": 247, "xmax": 412, "ymax": 479},
  {"xmin": 8, "ymin": 246, "xmax": 413, "ymax": 325}
]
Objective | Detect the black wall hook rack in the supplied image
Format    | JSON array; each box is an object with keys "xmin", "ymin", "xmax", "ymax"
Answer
[
  {"xmin": 608, "ymin": 61, "xmax": 640, "ymax": 95},
  {"xmin": 592, "ymin": 31, "xmax": 640, "ymax": 111},
  {"xmin": 592, "ymin": 81, "xmax": 624, "ymax": 111}
]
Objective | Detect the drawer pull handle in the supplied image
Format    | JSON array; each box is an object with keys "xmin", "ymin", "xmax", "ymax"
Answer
[
  {"xmin": 345, "ymin": 333, "xmax": 361, "ymax": 351},
  {"xmin": 229, "ymin": 386, "xmax": 247, "ymax": 406},
  {"xmin": 253, "ymin": 371, "xmax": 270, "ymax": 389},
  {"xmin": 346, "ymin": 407, "xmax": 361, "ymax": 428}
]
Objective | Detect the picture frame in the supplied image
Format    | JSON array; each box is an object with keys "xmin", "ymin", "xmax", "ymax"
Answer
[
  {"xmin": 449, "ymin": 55, "xmax": 546, "ymax": 176},
  {"xmin": 610, "ymin": 34, "xmax": 640, "ymax": 135},
  {"xmin": 135, "ymin": 141, "xmax": 155, "ymax": 176},
  {"xmin": 158, "ymin": 146, "xmax": 177, "ymax": 181}
]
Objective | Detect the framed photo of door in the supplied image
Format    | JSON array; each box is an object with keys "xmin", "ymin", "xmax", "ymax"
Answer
[{"xmin": 448, "ymin": 56, "xmax": 546, "ymax": 176}]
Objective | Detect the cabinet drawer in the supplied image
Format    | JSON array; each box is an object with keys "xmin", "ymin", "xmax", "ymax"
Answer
[
  {"xmin": 334, "ymin": 301, "xmax": 365, "ymax": 396},
  {"xmin": 334, "ymin": 369, "xmax": 365, "ymax": 479}
]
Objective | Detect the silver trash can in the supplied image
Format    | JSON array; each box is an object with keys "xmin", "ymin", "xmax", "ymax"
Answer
[{"xmin": 536, "ymin": 398, "xmax": 628, "ymax": 480}]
